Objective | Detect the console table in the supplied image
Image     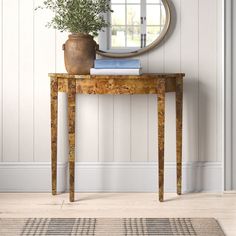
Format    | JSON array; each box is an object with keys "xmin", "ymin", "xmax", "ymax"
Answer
[{"xmin": 49, "ymin": 73, "xmax": 185, "ymax": 202}]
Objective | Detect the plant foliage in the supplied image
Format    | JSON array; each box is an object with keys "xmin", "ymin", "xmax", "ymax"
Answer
[{"xmin": 37, "ymin": 0, "xmax": 113, "ymax": 36}]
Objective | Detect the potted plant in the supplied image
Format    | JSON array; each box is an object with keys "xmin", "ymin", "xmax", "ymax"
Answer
[{"xmin": 37, "ymin": 0, "xmax": 112, "ymax": 75}]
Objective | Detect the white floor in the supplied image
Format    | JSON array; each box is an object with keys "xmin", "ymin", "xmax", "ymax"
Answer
[{"xmin": 0, "ymin": 193, "xmax": 235, "ymax": 235}]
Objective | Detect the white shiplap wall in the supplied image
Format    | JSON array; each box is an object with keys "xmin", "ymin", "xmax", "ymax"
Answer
[
  {"xmin": 232, "ymin": 0, "xmax": 236, "ymax": 189},
  {"xmin": 0, "ymin": 0, "xmax": 223, "ymax": 191}
]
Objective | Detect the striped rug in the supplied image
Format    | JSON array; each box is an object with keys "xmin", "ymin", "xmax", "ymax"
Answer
[{"xmin": 0, "ymin": 218, "xmax": 225, "ymax": 236}]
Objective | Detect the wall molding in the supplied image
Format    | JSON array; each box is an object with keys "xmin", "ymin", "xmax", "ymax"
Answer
[{"xmin": 0, "ymin": 162, "xmax": 223, "ymax": 193}]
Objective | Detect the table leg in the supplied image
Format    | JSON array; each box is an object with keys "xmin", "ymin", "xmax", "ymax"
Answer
[
  {"xmin": 68, "ymin": 78, "xmax": 76, "ymax": 202},
  {"xmin": 176, "ymin": 77, "xmax": 183, "ymax": 195},
  {"xmin": 50, "ymin": 77, "xmax": 58, "ymax": 195},
  {"xmin": 158, "ymin": 79, "xmax": 166, "ymax": 202}
]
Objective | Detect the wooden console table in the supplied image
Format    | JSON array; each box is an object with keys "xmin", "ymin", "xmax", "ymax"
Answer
[{"xmin": 49, "ymin": 73, "xmax": 185, "ymax": 202}]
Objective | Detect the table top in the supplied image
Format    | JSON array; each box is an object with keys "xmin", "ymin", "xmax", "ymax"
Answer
[
  {"xmin": 50, "ymin": 73, "xmax": 184, "ymax": 94},
  {"xmin": 49, "ymin": 73, "xmax": 185, "ymax": 80}
]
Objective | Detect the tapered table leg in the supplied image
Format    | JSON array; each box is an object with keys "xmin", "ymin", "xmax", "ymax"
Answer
[
  {"xmin": 51, "ymin": 77, "xmax": 58, "ymax": 195},
  {"xmin": 158, "ymin": 78, "xmax": 166, "ymax": 202},
  {"xmin": 176, "ymin": 77, "xmax": 183, "ymax": 195},
  {"xmin": 68, "ymin": 78, "xmax": 76, "ymax": 202}
]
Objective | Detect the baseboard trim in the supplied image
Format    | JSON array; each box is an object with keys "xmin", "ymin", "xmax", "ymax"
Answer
[{"xmin": 0, "ymin": 162, "xmax": 222, "ymax": 192}]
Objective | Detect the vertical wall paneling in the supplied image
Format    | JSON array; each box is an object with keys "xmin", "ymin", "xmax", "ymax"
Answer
[
  {"xmin": 148, "ymin": 95, "xmax": 157, "ymax": 162},
  {"xmin": 163, "ymin": 94, "xmax": 176, "ymax": 162},
  {"xmin": 146, "ymin": 31, "xmax": 165, "ymax": 163},
  {"xmin": 180, "ymin": 0, "xmax": 199, "ymax": 162},
  {"xmin": 199, "ymin": 0, "xmax": 217, "ymax": 162},
  {"xmin": 131, "ymin": 95, "xmax": 148, "ymax": 162},
  {"xmin": 34, "ymin": 0, "xmax": 56, "ymax": 162},
  {"xmin": 231, "ymin": 0, "xmax": 236, "ymax": 189},
  {"xmin": 56, "ymin": 31, "xmax": 67, "ymax": 73},
  {"xmin": 0, "ymin": 0, "xmax": 2, "ymax": 162},
  {"xmin": 232, "ymin": 0, "xmax": 236, "ymax": 189},
  {"xmin": 216, "ymin": 0, "xmax": 223, "ymax": 162},
  {"xmin": 19, "ymin": 0, "xmax": 34, "ymax": 162},
  {"xmin": 56, "ymin": 32, "xmax": 68, "ymax": 163},
  {"xmin": 57, "ymin": 93, "xmax": 68, "ymax": 163},
  {"xmin": 2, "ymin": 0, "xmax": 19, "ymax": 162},
  {"xmin": 225, "ymin": 0, "xmax": 232, "ymax": 191},
  {"xmin": 147, "ymin": 40, "xmax": 164, "ymax": 163},
  {"xmin": 76, "ymin": 95, "xmax": 99, "ymax": 162},
  {"xmin": 0, "ymin": 0, "xmax": 223, "ymax": 170},
  {"xmin": 163, "ymin": 0, "xmax": 181, "ymax": 162},
  {"xmin": 148, "ymin": 44, "xmax": 164, "ymax": 73},
  {"xmin": 131, "ymin": 56, "xmax": 149, "ymax": 162},
  {"xmin": 98, "ymin": 95, "xmax": 114, "ymax": 162},
  {"xmin": 114, "ymin": 96, "xmax": 131, "ymax": 162},
  {"xmin": 164, "ymin": 0, "xmax": 181, "ymax": 74}
]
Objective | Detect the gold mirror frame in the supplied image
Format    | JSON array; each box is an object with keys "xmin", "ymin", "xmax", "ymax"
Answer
[{"xmin": 96, "ymin": 0, "xmax": 171, "ymax": 58}]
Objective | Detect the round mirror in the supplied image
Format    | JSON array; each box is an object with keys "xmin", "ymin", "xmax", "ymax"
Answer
[{"xmin": 96, "ymin": 0, "xmax": 171, "ymax": 58}]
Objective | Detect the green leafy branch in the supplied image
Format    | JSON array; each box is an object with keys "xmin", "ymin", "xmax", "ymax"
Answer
[{"xmin": 36, "ymin": 0, "xmax": 113, "ymax": 36}]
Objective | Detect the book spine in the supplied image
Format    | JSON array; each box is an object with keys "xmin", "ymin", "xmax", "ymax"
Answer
[
  {"xmin": 90, "ymin": 68, "xmax": 141, "ymax": 75},
  {"xmin": 94, "ymin": 60, "xmax": 141, "ymax": 69}
]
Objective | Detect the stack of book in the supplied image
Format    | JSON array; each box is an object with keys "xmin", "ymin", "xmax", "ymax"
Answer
[{"xmin": 90, "ymin": 59, "xmax": 142, "ymax": 75}]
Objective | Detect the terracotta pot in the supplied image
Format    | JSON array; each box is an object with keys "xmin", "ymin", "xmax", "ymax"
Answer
[{"xmin": 63, "ymin": 33, "xmax": 97, "ymax": 75}]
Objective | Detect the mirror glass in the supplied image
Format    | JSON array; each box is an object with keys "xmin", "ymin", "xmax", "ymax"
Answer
[{"xmin": 96, "ymin": 0, "xmax": 169, "ymax": 56}]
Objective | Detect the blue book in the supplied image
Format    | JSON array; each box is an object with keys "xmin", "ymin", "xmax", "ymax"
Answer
[{"xmin": 94, "ymin": 59, "xmax": 141, "ymax": 69}]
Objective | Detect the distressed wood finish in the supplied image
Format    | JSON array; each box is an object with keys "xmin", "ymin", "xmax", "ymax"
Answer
[
  {"xmin": 49, "ymin": 73, "xmax": 185, "ymax": 202},
  {"xmin": 53, "ymin": 74, "xmax": 180, "ymax": 94},
  {"xmin": 158, "ymin": 78, "xmax": 166, "ymax": 202},
  {"xmin": 68, "ymin": 78, "xmax": 76, "ymax": 202},
  {"xmin": 176, "ymin": 77, "xmax": 183, "ymax": 195},
  {"xmin": 50, "ymin": 77, "xmax": 58, "ymax": 195},
  {"xmin": 49, "ymin": 73, "xmax": 183, "ymax": 79}
]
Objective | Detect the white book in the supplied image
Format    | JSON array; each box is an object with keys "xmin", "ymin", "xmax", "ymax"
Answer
[{"xmin": 90, "ymin": 68, "xmax": 142, "ymax": 75}]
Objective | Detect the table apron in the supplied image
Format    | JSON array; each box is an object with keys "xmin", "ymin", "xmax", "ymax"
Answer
[{"xmin": 57, "ymin": 77, "xmax": 177, "ymax": 94}]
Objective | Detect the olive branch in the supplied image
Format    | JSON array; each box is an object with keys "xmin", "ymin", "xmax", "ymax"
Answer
[{"xmin": 36, "ymin": 0, "xmax": 113, "ymax": 36}]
